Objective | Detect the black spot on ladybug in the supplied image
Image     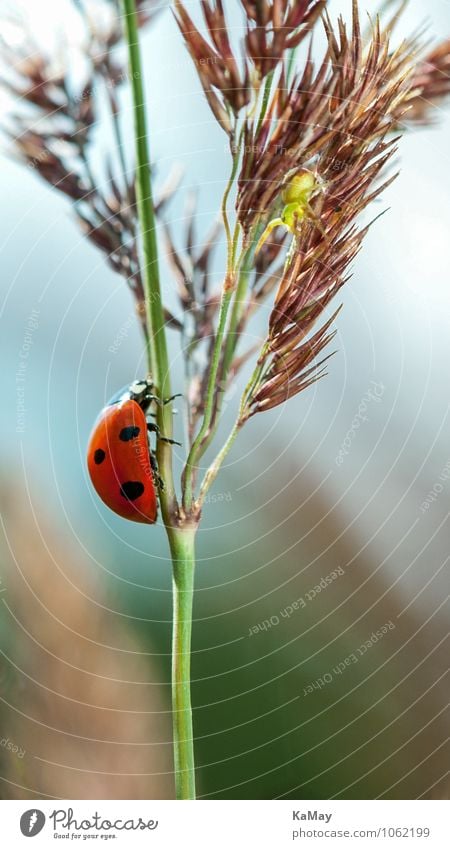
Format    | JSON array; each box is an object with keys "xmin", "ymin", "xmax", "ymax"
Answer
[
  {"xmin": 119, "ymin": 426, "xmax": 140, "ymax": 441},
  {"xmin": 120, "ymin": 481, "xmax": 145, "ymax": 501},
  {"xmin": 94, "ymin": 448, "xmax": 106, "ymax": 464}
]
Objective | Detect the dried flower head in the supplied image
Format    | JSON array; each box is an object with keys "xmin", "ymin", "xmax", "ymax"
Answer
[
  {"xmin": 236, "ymin": 3, "xmax": 417, "ymax": 418},
  {"xmin": 242, "ymin": 0, "xmax": 325, "ymax": 79},
  {"xmin": 403, "ymin": 39, "xmax": 450, "ymax": 124},
  {"xmin": 174, "ymin": 0, "xmax": 251, "ymax": 132},
  {"xmin": 0, "ymin": 0, "xmax": 179, "ymax": 334},
  {"xmin": 174, "ymin": 0, "xmax": 327, "ymax": 134},
  {"xmin": 237, "ymin": 5, "xmax": 415, "ymax": 231},
  {"xmin": 170, "ymin": 2, "xmax": 450, "ymax": 465}
]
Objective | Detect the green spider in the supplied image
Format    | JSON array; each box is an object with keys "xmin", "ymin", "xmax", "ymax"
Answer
[{"xmin": 255, "ymin": 168, "xmax": 326, "ymax": 254}]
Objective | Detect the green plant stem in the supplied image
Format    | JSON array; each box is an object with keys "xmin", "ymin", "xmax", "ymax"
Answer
[
  {"xmin": 286, "ymin": 46, "xmax": 298, "ymax": 86},
  {"xmin": 198, "ymin": 343, "xmax": 268, "ymax": 506},
  {"xmin": 198, "ymin": 419, "xmax": 241, "ymax": 505},
  {"xmin": 123, "ymin": 0, "xmax": 196, "ymax": 802},
  {"xmin": 218, "ymin": 211, "xmax": 268, "ymax": 396},
  {"xmin": 122, "ymin": 0, "xmax": 176, "ymax": 519},
  {"xmin": 167, "ymin": 525, "xmax": 197, "ymax": 799},
  {"xmin": 182, "ymin": 287, "xmax": 234, "ymax": 510},
  {"xmin": 191, "ymin": 242, "xmax": 254, "ymax": 464},
  {"xmin": 182, "ymin": 136, "xmax": 244, "ymax": 511},
  {"xmin": 222, "ymin": 128, "xmax": 243, "ymax": 269},
  {"xmin": 255, "ymin": 69, "xmax": 274, "ymax": 136},
  {"xmin": 220, "ymin": 243, "xmax": 253, "ymax": 377}
]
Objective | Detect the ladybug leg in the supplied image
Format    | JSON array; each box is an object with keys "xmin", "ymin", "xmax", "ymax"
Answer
[
  {"xmin": 146, "ymin": 421, "xmax": 182, "ymax": 446},
  {"xmin": 142, "ymin": 392, "xmax": 182, "ymax": 417},
  {"xmin": 147, "ymin": 407, "xmax": 179, "ymax": 419},
  {"xmin": 162, "ymin": 393, "xmax": 182, "ymax": 405},
  {"xmin": 160, "ymin": 435, "xmax": 182, "ymax": 446},
  {"xmin": 147, "ymin": 393, "xmax": 182, "ymax": 407},
  {"xmin": 163, "ymin": 394, "xmax": 181, "ymax": 415},
  {"xmin": 150, "ymin": 452, "xmax": 164, "ymax": 490},
  {"xmin": 137, "ymin": 392, "xmax": 160, "ymax": 412}
]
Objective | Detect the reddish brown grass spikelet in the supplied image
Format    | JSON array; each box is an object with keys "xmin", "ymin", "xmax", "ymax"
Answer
[
  {"xmin": 0, "ymin": 2, "xmax": 179, "ymax": 336},
  {"xmin": 238, "ymin": 2, "xmax": 418, "ymax": 418},
  {"xmin": 242, "ymin": 0, "xmax": 326, "ymax": 79},
  {"xmin": 2, "ymin": 0, "xmax": 450, "ymax": 427},
  {"xmin": 404, "ymin": 39, "xmax": 450, "ymax": 124},
  {"xmin": 174, "ymin": 0, "xmax": 251, "ymax": 132}
]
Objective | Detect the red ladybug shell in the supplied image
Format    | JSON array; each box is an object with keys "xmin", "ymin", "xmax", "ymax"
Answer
[{"xmin": 87, "ymin": 399, "xmax": 157, "ymax": 524}]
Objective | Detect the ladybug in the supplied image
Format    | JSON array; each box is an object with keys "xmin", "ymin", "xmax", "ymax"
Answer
[{"xmin": 87, "ymin": 378, "xmax": 179, "ymax": 524}]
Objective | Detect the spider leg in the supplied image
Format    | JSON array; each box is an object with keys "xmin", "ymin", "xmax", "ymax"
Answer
[{"xmin": 255, "ymin": 218, "xmax": 285, "ymax": 254}]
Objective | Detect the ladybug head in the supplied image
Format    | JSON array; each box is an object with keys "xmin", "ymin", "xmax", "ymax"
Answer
[
  {"xmin": 129, "ymin": 378, "xmax": 152, "ymax": 395},
  {"xmin": 105, "ymin": 377, "xmax": 157, "ymax": 412},
  {"xmin": 128, "ymin": 376, "xmax": 156, "ymax": 412}
]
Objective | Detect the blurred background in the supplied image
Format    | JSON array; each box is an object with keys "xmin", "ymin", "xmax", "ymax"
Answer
[{"xmin": 0, "ymin": 0, "xmax": 449, "ymax": 799}]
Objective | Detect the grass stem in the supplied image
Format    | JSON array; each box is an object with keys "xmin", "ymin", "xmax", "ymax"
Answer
[
  {"xmin": 122, "ymin": 0, "xmax": 176, "ymax": 519},
  {"xmin": 168, "ymin": 525, "xmax": 197, "ymax": 799},
  {"xmin": 122, "ymin": 0, "xmax": 196, "ymax": 800}
]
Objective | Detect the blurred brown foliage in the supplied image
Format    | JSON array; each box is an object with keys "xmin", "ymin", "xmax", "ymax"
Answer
[{"xmin": 0, "ymin": 487, "xmax": 173, "ymax": 799}]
